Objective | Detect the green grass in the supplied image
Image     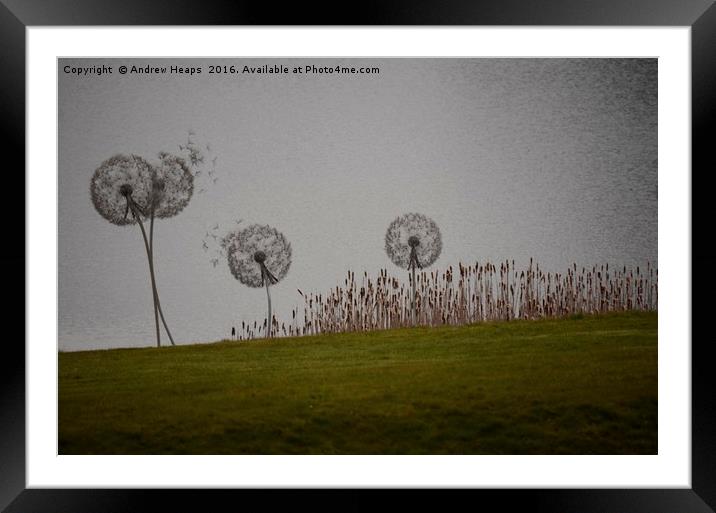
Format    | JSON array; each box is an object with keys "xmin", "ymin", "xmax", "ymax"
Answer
[{"xmin": 59, "ymin": 311, "xmax": 657, "ymax": 454}]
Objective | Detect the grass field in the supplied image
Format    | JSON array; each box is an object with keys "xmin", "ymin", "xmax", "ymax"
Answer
[{"xmin": 59, "ymin": 311, "xmax": 657, "ymax": 454}]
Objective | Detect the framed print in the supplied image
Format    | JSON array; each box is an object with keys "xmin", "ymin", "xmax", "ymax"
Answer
[{"xmin": 3, "ymin": 0, "xmax": 715, "ymax": 511}]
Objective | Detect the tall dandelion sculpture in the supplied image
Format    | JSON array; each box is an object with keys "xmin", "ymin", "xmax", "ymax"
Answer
[
  {"xmin": 224, "ymin": 224, "xmax": 292, "ymax": 338},
  {"xmin": 385, "ymin": 213, "xmax": 442, "ymax": 325},
  {"xmin": 90, "ymin": 152, "xmax": 194, "ymax": 347}
]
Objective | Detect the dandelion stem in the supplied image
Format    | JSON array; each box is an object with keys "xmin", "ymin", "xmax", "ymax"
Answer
[
  {"xmin": 265, "ymin": 280, "xmax": 272, "ymax": 339},
  {"xmin": 411, "ymin": 266, "xmax": 416, "ymax": 326},
  {"xmin": 131, "ymin": 202, "xmax": 175, "ymax": 347},
  {"xmin": 148, "ymin": 210, "xmax": 161, "ymax": 347},
  {"xmin": 149, "ymin": 211, "xmax": 176, "ymax": 346},
  {"xmin": 124, "ymin": 198, "xmax": 161, "ymax": 347}
]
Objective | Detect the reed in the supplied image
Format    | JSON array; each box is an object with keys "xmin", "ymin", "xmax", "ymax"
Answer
[{"xmin": 235, "ymin": 260, "xmax": 657, "ymax": 341}]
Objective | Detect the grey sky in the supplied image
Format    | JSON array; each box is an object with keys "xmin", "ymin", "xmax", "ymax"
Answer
[{"xmin": 58, "ymin": 58, "xmax": 657, "ymax": 350}]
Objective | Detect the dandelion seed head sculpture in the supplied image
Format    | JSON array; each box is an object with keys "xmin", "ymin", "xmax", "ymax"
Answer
[
  {"xmin": 226, "ymin": 224, "xmax": 292, "ymax": 288},
  {"xmin": 90, "ymin": 154, "xmax": 154, "ymax": 226},
  {"xmin": 88, "ymin": 131, "xmax": 214, "ymax": 347},
  {"xmin": 151, "ymin": 152, "xmax": 194, "ymax": 218},
  {"xmin": 385, "ymin": 213, "xmax": 442, "ymax": 270}
]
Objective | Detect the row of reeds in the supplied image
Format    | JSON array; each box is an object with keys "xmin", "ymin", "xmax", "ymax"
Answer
[{"xmin": 234, "ymin": 260, "xmax": 657, "ymax": 340}]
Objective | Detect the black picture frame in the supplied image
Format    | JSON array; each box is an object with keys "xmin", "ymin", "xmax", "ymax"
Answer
[{"xmin": 3, "ymin": 1, "xmax": 714, "ymax": 511}]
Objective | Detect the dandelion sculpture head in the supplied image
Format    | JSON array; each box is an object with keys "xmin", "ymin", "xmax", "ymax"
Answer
[
  {"xmin": 90, "ymin": 154, "xmax": 154, "ymax": 226},
  {"xmin": 226, "ymin": 224, "xmax": 292, "ymax": 288},
  {"xmin": 385, "ymin": 213, "xmax": 442, "ymax": 270},
  {"xmin": 151, "ymin": 152, "xmax": 194, "ymax": 218},
  {"xmin": 89, "ymin": 132, "xmax": 213, "ymax": 348}
]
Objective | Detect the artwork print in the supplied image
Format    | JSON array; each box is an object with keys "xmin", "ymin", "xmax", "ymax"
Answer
[{"xmin": 58, "ymin": 58, "xmax": 657, "ymax": 454}]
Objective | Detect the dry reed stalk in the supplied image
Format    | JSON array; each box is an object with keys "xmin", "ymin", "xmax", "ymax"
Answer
[{"xmin": 234, "ymin": 259, "xmax": 657, "ymax": 340}]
